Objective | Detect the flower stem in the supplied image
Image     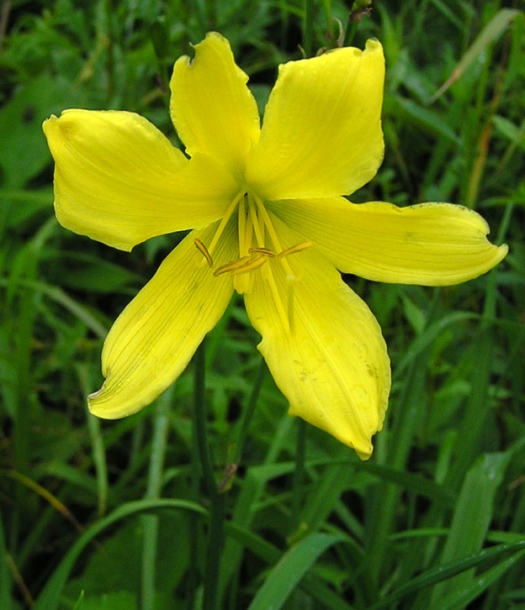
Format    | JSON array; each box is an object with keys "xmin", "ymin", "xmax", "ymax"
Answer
[
  {"xmin": 303, "ymin": 0, "xmax": 315, "ymax": 57},
  {"xmin": 193, "ymin": 339, "xmax": 224, "ymax": 610},
  {"xmin": 194, "ymin": 339, "xmax": 216, "ymax": 497},
  {"xmin": 141, "ymin": 390, "xmax": 172, "ymax": 610},
  {"xmin": 290, "ymin": 418, "xmax": 307, "ymax": 534},
  {"xmin": 231, "ymin": 357, "xmax": 266, "ymax": 467}
]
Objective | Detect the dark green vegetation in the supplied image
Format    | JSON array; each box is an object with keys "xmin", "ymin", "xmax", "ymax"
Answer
[{"xmin": 1, "ymin": 1, "xmax": 524, "ymax": 608}]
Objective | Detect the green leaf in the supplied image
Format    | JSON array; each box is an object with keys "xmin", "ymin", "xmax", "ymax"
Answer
[
  {"xmin": 441, "ymin": 549, "xmax": 525, "ymax": 610},
  {"xmin": 430, "ymin": 451, "xmax": 512, "ymax": 605},
  {"xmin": 0, "ymin": 510, "xmax": 13, "ymax": 610},
  {"xmin": 493, "ymin": 115, "xmax": 525, "ymax": 150},
  {"xmin": 33, "ymin": 499, "xmax": 207, "ymax": 610},
  {"xmin": 72, "ymin": 591, "xmax": 85, "ymax": 610},
  {"xmin": 430, "ymin": 9, "xmax": 523, "ymax": 101},
  {"xmin": 367, "ymin": 541, "xmax": 525, "ymax": 609},
  {"xmin": 73, "ymin": 591, "xmax": 136, "ymax": 610},
  {"xmin": 0, "ymin": 75, "xmax": 74, "ymax": 188},
  {"xmin": 248, "ymin": 533, "xmax": 345, "ymax": 610}
]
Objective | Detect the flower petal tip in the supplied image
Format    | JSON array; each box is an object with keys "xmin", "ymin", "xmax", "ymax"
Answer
[
  {"xmin": 42, "ymin": 114, "xmax": 58, "ymax": 131},
  {"xmin": 355, "ymin": 445, "xmax": 374, "ymax": 461},
  {"xmin": 88, "ymin": 388, "xmax": 132, "ymax": 420},
  {"xmin": 497, "ymin": 242, "xmax": 509, "ymax": 262},
  {"xmin": 365, "ymin": 38, "xmax": 382, "ymax": 51}
]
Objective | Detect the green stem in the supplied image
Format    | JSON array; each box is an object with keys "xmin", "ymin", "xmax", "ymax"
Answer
[
  {"xmin": 105, "ymin": 0, "xmax": 115, "ymax": 102},
  {"xmin": 207, "ymin": 0, "xmax": 217, "ymax": 30},
  {"xmin": 231, "ymin": 357, "xmax": 266, "ymax": 467},
  {"xmin": 141, "ymin": 391, "xmax": 172, "ymax": 610},
  {"xmin": 290, "ymin": 418, "xmax": 307, "ymax": 534},
  {"xmin": 343, "ymin": 20, "xmax": 359, "ymax": 47},
  {"xmin": 303, "ymin": 0, "xmax": 315, "ymax": 57},
  {"xmin": 194, "ymin": 339, "xmax": 216, "ymax": 497},
  {"xmin": 203, "ymin": 492, "xmax": 225, "ymax": 610},
  {"xmin": 193, "ymin": 339, "xmax": 224, "ymax": 610}
]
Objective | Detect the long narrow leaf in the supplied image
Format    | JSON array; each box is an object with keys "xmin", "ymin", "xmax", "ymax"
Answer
[
  {"xmin": 33, "ymin": 499, "xmax": 207, "ymax": 610},
  {"xmin": 367, "ymin": 541, "xmax": 525, "ymax": 609},
  {"xmin": 0, "ymin": 511, "xmax": 13, "ymax": 610},
  {"xmin": 441, "ymin": 549, "xmax": 525, "ymax": 610},
  {"xmin": 430, "ymin": 451, "xmax": 511, "ymax": 605},
  {"xmin": 430, "ymin": 9, "xmax": 522, "ymax": 101},
  {"xmin": 248, "ymin": 533, "xmax": 345, "ymax": 610}
]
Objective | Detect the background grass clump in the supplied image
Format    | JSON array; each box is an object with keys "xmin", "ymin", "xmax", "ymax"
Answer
[{"xmin": 1, "ymin": 1, "xmax": 524, "ymax": 609}]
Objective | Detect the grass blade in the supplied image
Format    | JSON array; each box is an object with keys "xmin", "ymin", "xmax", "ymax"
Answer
[
  {"xmin": 368, "ymin": 541, "xmax": 525, "ymax": 609},
  {"xmin": 430, "ymin": 9, "xmax": 523, "ymax": 101},
  {"xmin": 248, "ymin": 533, "xmax": 345, "ymax": 610}
]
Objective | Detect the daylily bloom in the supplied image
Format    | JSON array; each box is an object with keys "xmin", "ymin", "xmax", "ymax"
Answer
[{"xmin": 43, "ymin": 33, "xmax": 507, "ymax": 458}]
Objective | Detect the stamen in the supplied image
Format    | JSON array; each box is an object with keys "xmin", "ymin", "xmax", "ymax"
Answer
[
  {"xmin": 229, "ymin": 254, "xmax": 268, "ymax": 275},
  {"xmin": 194, "ymin": 238, "xmax": 214, "ymax": 267},
  {"xmin": 248, "ymin": 194, "xmax": 266, "ymax": 248},
  {"xmin": 252, "ymin": 194, "xmax": 282, "ymax": 251},
  {"xmin": 213, "ymin": 255, "xmax": 252, "ymax": 276},
  {"xmin": 275, "ymin": 241, "xmax": 313, "ymax": 259},
  {"xmin": 206, "ymin": 190, "xmax": 245, "ymax": 257},
  {"xmin": 238, "ymin": 195, "xmax": 248, "ymax": 258},
  {"xmin": 249, "ymin": 247, "xmax": 276, "ymax": 258}
]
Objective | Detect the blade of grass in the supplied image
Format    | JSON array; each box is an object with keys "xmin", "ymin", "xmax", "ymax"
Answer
[
  {"xmin": 430, "ymin": 451, "xmax": 512, "ymax": 606},
  {"xmin": 367, "ymin": 540, "xmax": 525, "ymax": 609},
  {"xmin": 441, "ymin": 549, "xmax": 525, "ymax": 610},
  {"xmin": 364, "ymin": 292, "xmax": 442, "ymax": 591},
  {"xmin": 429, "ymin": 8, "xmax": 522, "ymax": 102},
  {"xmin": 224, "ymin": 522, "xmax": 355, "ymax": 610},
  {"xmin": 33, "ymin": 498, "xmax": 207, "ymax": 610},
  {"xmin": 77, "ymin": 365, "xmax": 109, "ymax": 518},
  {"xmin": 0, "ymin": 510, "xmax": 13, "ymax": 610},
  {"xmin": 248, "ymin": 533, "xmax": 346, "ymax": 610},
  {"xmin": 72, "ymin": 591, "xmax": 85, "ymax": 609}
]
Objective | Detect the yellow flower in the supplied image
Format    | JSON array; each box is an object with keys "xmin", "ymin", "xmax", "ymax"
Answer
[{"xmin": 43, "ymin": 33, "xmax": 507, "ymax": 459}]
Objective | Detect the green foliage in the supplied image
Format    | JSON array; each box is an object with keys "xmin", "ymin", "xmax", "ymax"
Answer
[{"xmin": 1, "ymin": 0, "xmax": 524, "ymax": 608}]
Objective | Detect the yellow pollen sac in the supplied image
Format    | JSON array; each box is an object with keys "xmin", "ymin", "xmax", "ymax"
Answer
[
  {"xmin": 249, "ymin": 247, "xmax": 276, "ymax": 258},
  {"xmin": 209, "ymin": 240, "xmax": 314, "ymax": 279},
  {"xmin": 214, "ymin": 253, "xmax": 269, "ymax": 277},
  {"xmin": 275, "ymin": 241, "xmax": 313, "ymax": 260},
  {"xmin": 194, "ymin": 238, "xmax": 214, "ymax": 267},
  {"xmin": 213, "ymin": 255, "xmax": 252, "ymax": 276},
  {"xmin": 229, "ymin": 254, "xmax": 268, "ymax": 276}
]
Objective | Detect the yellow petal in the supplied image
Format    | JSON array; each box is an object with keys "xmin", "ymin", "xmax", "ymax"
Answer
[
  {"xmin": 271, "ymin": 198, "xmax": 508, "ymax": 285},
  {"xmin": 43, "ymin": 110, "xmax": 237, "ymax": 250},
  {"xmin": 246, "ymin": 40, "xmax": 384, "ymax": 200},
  {"xmin": 244, "ymin": 216, "xmax": 390, "ymax": 459},
  {"xmin": 170, "ymin": 32, "xmax": 260, "ymax": 180},
  {"xmin": 88, "ymin": 222, "xmax": 236, "ymax": 418}
]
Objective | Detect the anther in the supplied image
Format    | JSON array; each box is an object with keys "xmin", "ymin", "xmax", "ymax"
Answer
[
  {"xmin": 230, "ymin": 254, "xmax": 267, "ymax": 275},
  {"xmin": 214, "ymin": 253, "xmax": 268, "ymax": 277},
  {"xmin": 194, "ymin": 238, "xmax": 214, "ymax": 267},
  {"xmin": 249, "ymin": 247, "xmax": 276, "ymax": 258},
  {"xmin": 275, "ymin": 241, "xmax": 313, "ymax": 259},
  {"xmin": 213, "ymin": 255, "xmax": 252, "ymax": 276}
]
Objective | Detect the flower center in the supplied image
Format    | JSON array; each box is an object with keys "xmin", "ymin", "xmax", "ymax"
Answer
[{"xmin": 194, "ymin": 191, "xmax": 311, "ymax": 295}]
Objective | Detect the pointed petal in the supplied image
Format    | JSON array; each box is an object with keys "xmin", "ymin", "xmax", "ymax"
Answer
[
  {"xmin": 88, "ymin": 223, "xmax": 236, "ymax": 418},
  {"xmin": 271, "ymin": 198, "xmax": 508, "ymax": 285},
  {"xmin": 170, "ymin": 32, "xmax": 260, "ymax": 179},
  {"xmin": 246, "ymin": 40, "xmax": 384, "ymax": 200},
  {"xmin": 43, "ymin": 110, "xmax": 237, "ymax": 250},
  {"xmin": 244, "ymin": 216, "xmax": 390, "ymax": 459}
]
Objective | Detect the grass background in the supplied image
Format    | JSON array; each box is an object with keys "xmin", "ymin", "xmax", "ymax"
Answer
[{"xmin": 1, "ymin": 0, "xmax": 524, "ymax": 608}]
